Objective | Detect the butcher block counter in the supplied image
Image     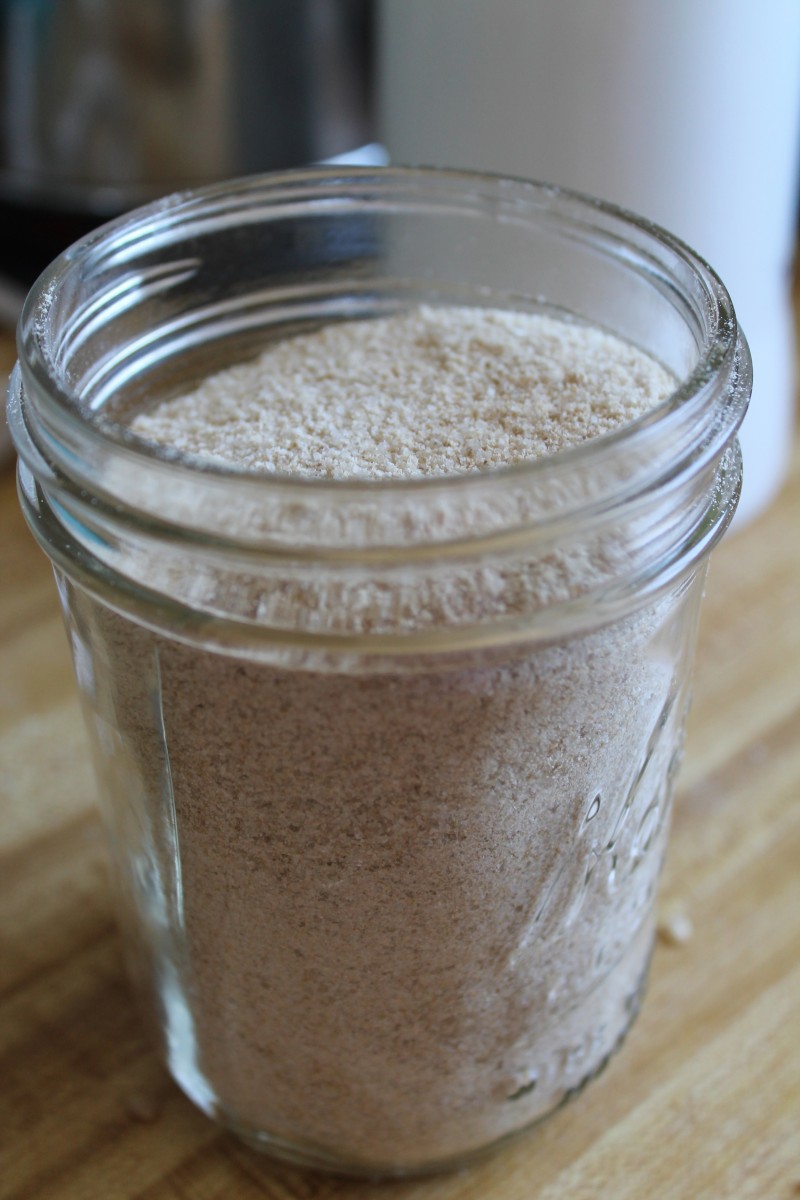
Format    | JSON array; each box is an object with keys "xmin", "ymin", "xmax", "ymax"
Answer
[{"xmin": 1, "ymin": 328, "xmax": 799, "ymax": 1199}]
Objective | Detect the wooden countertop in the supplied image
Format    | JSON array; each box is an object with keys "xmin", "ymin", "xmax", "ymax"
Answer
[{"xmin": 1, "ymin": 358, "xmax": 799, "ymax": 1198}]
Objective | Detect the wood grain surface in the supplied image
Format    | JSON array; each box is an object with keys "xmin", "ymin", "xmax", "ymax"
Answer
[{"xmin": 1, "ymin": 334, "xmax": 798, "ymax": 1199}]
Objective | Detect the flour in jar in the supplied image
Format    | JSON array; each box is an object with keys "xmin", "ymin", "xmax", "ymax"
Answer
[
  {"xmin": 132, "ymin": 305, "xmax": 672, "ymax": 477},
  {"xmin": 111, "ymin": 306, "xmax": 687, "ymax": 1169}
]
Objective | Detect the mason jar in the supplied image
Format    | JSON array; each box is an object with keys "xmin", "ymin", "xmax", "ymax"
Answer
[{"xmin": 7, "ymin": 168, "xmax": 750, "ymax": 1176}]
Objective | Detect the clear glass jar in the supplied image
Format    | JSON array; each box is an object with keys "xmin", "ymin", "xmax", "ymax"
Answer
[{"xmin": 8, "ymin": 168, "xmax": 750, "ymax": 1176}]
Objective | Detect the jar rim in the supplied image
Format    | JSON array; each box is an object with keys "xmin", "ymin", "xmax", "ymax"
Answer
[
  {"xmin": 15, "ymin": 166, "xmax": 746, "ymax": 499},
  {"xmin": 8, "ymin": 166, "xmax": 751, "ymax": 655}
]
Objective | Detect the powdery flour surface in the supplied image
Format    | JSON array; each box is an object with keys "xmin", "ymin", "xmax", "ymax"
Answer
[
  {"xmin": 105, "ymin": 307, "xmax": 690, "ymax": 1168},
  {"xmin": 131, "ymin": 306, "xmax": 673, "ymax": 476}
]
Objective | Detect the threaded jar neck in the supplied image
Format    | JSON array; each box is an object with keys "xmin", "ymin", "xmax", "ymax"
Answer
[{"xmin": 8, "ymin": 168, "xmax": 750, "ymax": 658}]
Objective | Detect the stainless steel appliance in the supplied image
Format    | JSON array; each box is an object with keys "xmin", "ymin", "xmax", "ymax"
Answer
[{"xmin": 0, "ymin": 0, "xmax": 376, "ymax": 283}]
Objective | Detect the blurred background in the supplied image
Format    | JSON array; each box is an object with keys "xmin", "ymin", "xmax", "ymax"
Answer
[{"xmin": 1, "ymin": 0, "xmax": 799, "ymax": 526}]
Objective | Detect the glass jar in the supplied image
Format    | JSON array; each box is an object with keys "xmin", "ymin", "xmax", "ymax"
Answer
[{"xmin": 8, "ymin": 168, "xmax": 750, "ymax": 1176}]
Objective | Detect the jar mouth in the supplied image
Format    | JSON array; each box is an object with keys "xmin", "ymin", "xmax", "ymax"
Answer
[
  {"xmin": 16, "ymin": 167, "xmax": 743, "ymax": 493},
  {"xmin": 8, "ymin": 167, "xmax": 751, "ymax": 653}
]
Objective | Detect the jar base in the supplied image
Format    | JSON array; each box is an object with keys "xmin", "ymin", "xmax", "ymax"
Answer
[{"xmin": 176, "ymin": 948, "xmax": 651, "ymax": 1181}]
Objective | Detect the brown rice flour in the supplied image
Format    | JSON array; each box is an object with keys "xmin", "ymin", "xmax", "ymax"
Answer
[{"xmin": 111, "ymin": 307, "xmax": 686, "ymax": 1167}]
